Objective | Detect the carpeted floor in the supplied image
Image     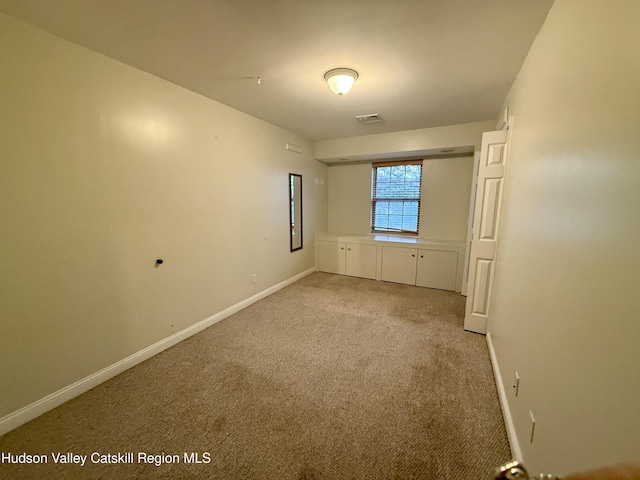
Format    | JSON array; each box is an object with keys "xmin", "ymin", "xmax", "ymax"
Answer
[{"xmin": 0, "ymin": 272, "xmax": 511, "ymax": 479}]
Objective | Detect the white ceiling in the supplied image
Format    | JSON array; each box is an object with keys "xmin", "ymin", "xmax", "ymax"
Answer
[{"xmin": 0, "ymin": 0, "xmax": 554, "ymax": 141}]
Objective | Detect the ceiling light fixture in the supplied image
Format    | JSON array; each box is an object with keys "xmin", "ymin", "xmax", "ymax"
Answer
[{"xmin": 324, "ymin": 68, "xmax": 359, "ymax": 96}]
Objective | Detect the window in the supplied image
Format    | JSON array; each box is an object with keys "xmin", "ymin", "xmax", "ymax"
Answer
[{"xmin": 371, "ymin": 160, "xmax": 423, "ymax": 235}]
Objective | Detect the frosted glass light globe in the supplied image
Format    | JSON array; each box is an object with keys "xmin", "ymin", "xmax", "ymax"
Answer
[{"xmin": 324, "ymin": 68, "xmax": 359, "ymax": 96}]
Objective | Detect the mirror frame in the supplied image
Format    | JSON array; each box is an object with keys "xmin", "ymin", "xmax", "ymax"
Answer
[{"xmin": 289, "ymin": 173, "xmax": 303, "ymax": 252}]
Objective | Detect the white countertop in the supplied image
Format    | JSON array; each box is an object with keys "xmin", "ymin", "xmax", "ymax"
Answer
[{"xmin": 316, "ymin": 233, "xmax": 465, "ymax": 250}]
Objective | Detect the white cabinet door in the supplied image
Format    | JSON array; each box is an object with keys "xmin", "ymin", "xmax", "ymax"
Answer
[
  {"xmin": 381, "ymin": 246, "xmax": 417, "ymax": 285},
  {"xmin": 416, "ymin": 250, "xmax": 457, "ymax": 291},
  {"xmin": 345, "ymin": 243, "xmax": 377, "ymax": 280},
  {"xmin": 317, "ymin": 240, "xmax": 345, "ymax": 274}
]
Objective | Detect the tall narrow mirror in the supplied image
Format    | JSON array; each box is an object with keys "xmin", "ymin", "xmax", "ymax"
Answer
[{"xmin": 289, "ymin": 173, "xmax": 302, "ymax": 251}]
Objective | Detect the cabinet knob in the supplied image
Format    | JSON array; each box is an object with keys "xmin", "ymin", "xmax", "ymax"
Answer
[
  {"xmin": 412, "ymin": 254, "xmax": 415, "ymax": 257},
  {"xmin": 348, "ymin": 248, "xmax": 351, "ymax": 251},
  {"xmin": 420, "ymin": 255, "xmax": 424, "ymax": 258},
  {"xmin": 341, "ymin": 247, "xmax": 344, "ymax": 250}
]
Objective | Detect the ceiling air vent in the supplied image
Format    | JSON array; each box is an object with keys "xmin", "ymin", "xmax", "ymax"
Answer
[{"xmin": 355, "ymin": 113, "xmax": 382, "ymax": 124}]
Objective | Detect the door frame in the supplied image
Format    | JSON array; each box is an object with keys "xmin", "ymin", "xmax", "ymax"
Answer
[{"xmin": 461, "ymin": 150, "xmax": 481, "ymax": 297}]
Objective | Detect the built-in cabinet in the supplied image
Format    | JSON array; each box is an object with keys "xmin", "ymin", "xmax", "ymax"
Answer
[
  {"xmin": 316, "ymin": 240, "xmax": 345, "ymax": 275},
  {"xmin": 317, "ymin": 240, "xmax": 377, "ymax": 280},
  {"xmin": 316, "ymin": 234, "xmax": 464, "ymax": 292},
  {"xmin": 415, "ymin": 249, "xmax": 457, "ymax": 291},
  {"xmin": 345, "ymin": 243, "xmax": 377, "ymax": 279},
  {"xmin": 380, "ymin": 246, "xmax": 417, "ymax": 284}
]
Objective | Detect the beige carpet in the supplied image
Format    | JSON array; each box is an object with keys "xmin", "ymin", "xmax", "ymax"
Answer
[{"xmin": 0, "ymin": 273, "xmax": 511, "ymax": 479}]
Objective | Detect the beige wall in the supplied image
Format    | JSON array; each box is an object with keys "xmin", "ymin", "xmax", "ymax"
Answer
[
  {"xmin": 328, "ymin": 163, "xmax": 373, "ymax": 234},
  {"xmin": 328, "ymin": 157, "xmax": 473, "ymax": 240},
  {"xmin": 489, "ymin": 0, "xmax": 640, "ymax": 475},
  {"xmin": 0, "ymin": 13, "xmax": 327, "ymax": 419},
  {"xmin": 421, "ymin": 157, "xmax": 474, "ymax": 241}
]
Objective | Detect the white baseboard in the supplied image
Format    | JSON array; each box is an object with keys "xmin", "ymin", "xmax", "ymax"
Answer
[
  {"xmin": 0, "ymin": 267, "xmax": 316, "ymax": 437},
  {"xmin": 486, "ymin": 331, "xmax": 522, "ymax": 462}
]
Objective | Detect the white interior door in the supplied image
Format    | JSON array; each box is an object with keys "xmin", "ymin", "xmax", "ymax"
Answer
[{"xmin": 464, "ymin": 129, "xmax": 509, "ymax": 334}]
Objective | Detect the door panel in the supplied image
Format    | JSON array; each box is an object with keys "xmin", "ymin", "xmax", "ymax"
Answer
[
  {"xmin": 487, "ymin": 142, "xmax": 506, "ymax": 166},
  {"xmin": 471, "ymin": 258, "xmax": 492, "ymax": 315},
  {"xmin": 381, "ymin": 246, "xmax": 417, "ymax": 285},
  {"xmin": 479, "ymin": 178, "xmax": 502, "ymax": 240},
  {"xmin": 345, "ymin": 243, "xmax": 377, "ymax": 279},
  {"xmin": 416, "ymin": 250, "xmax": 457, "ymax": 291},
  {"xmin": 317, "ymin": 240, "xmax": 345, "ymax": 274}
]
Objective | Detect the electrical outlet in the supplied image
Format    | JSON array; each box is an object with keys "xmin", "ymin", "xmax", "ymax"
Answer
[
  {"xmin": 251, "ymin": 274, "xmax": 257, "ymax": 284},
  {"xmin": 528, "ymin": 411, "xmax": 536, "ymax": 443},
  {"xmin": 513, "ymin": 372, "xmax": 520, "ymax": 397}
]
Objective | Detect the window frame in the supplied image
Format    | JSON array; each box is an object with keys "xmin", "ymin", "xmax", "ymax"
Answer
[{"xmin": 371, "ymin": 159, "xmax": 423, "ymax": 236}]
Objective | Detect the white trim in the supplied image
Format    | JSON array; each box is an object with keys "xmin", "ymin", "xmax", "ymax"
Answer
[
  {"xmin": 497, "ymin": 106, "xmax": 510, "ymax": 130},
  {"xmin": 486, "ymin": 331, "xmax": 522, "ymax": 462},
  {"xmin": 0, "ymin": 267, "xmax": 316, "ymax": 437},
  {"xmin": 464, "ymin": 315, "xmax": 487, "ymax": 335}
]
